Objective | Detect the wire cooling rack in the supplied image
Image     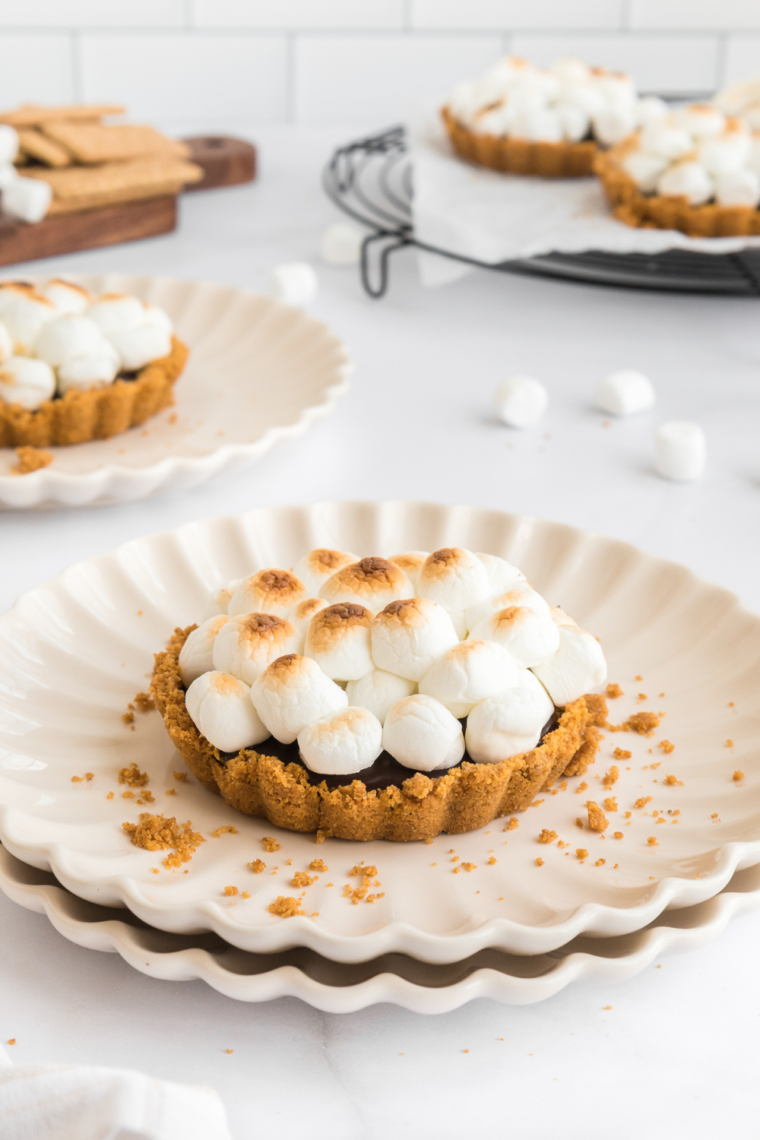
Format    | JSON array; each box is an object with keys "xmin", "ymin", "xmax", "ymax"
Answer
[{"xmin": 323, "ymin": 125, "xmax": 760, "ymax": 299}]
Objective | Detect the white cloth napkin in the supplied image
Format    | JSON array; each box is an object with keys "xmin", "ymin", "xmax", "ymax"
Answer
[
  {"xmin": 409, "ymin": 108, "xmax": 760, "ymax": 287},
  {"xmin": 0, "ymin": 1044, "xmax": 231, "ymax": 1140}
]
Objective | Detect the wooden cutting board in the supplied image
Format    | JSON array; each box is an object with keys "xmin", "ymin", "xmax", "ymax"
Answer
[{"xmin": 0, "ymin": 135, "xmax": 256, "ymax": 268}]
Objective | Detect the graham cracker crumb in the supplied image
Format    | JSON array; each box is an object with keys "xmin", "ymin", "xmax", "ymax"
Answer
[
  {"xmin": 212, "ymin": 825, "xmax": 238, "ymax": 838},
  {"xmin": 315, "ymin": 829, "xmax": 329, "ymax": 844},
  {"xmin": 613, "ymin": 831, "xmax": 624, "ymax": 839},
  {"xmin": 461, "ymin": 862, "xmax": 477, "ymax": 872},
  {"xmin": 350, "ymin": 863, "xmax": 378, "ymax": 877},
  {"xmin": 165, "ymin": 787, "xmax": 176, "ymax": 796},
  {"xmin": 635, "ymin": 675, "xmax": 643, "ymax": 681},
  {"xmin": 136, "ymin": 790, "xmax": 154, "ymax": 805},
  {"xmin": 504, "ymin": 818, "xmax": 519, "ymax": 830},
  {"xmin": 613, "ymin": 748, "xmax": 631, "ymax": 760},
  {"xmin": 224, "ymin": 886, "xmax": 238, "ymax": 896},
  {"xmin": 595, "ymin": 858, "xmax": 606, "ymax": 866},
  {"xmin": 106, "ymin": 791, "xmax": 114, "ymax": 800},
  {"xmin": 530, "ymin": 798, "xmax": 544, "ymax": 808},
  {"xmin": 628, "ymin": 711, "xmax": 661, "ymax": 735},
  {"xmin": 586, "ymin": 801, "xmax": 609, "ymax": 832},
  {"xmin": 647, "ymin": 836, "xmax": 658, "ymax": 846},
  {"xmin": 248, "ymin": 859, "xmax": 266, "ymax": 873},
  {"xmin": 122, "ymin": 711, "xmax": 135, "ymax": 725},
  {"xmin": 262, "ymin": 836, "xmax": 281, "ymax": 852},
  {"xmin": 7, "ymin": 1039, "xmax": 15, "ymax": 1046},
  {"xmin": 602, "ymin": 766, "xmax": 620, "ymax": 788},
  {"xmin": 663, "ymin": 774, "xmax": 683, "ymax": 786},
  {"xmin": 122, "ymin": 812, "xmax": 204, "ymax": 869},
  {"xmin": 267, "ymin": 896, "xmax": 305, "ymax": 918},
  {"xmin": 538, "ymin": 829, "xmax": 558, "ymax": 844},
  {"xmin": 309, "ymin": 859, "xmax": 328, "ymax": 872},
  {"xmin": 634, "ymin": 796, "xmax": 653, "ymax": 809},
  {"xmin": 726, "ymin": 739, "xmax": 734, "ymax": 748},
  {"xmin": 122, "ymin": 790, "xmax": 135, "ymax": 799},
  {"xmin": 603, "ymin": 797, "xmax": 617, "ymax": 812},
  {"xmin": 118, "ymin": 763, "xmax": 149, "ymax": 788},
  {"xmin": 733, "ymin": 770, "xmax": 744, "ymax": 781},
  {"xmin": 132, "ymin": 691, "xmax": 155, "ymax": 712},
  {"xmin": 173, "ymin": 771, "xmax": 188, "ymax": 782},
  {"xmin": 11, "ymin": 446, "xmax": 53, "ymax": 475},
  {"xmin": 576, "ymin": 848, "xmax": 589, "ymax": 860},
  {"xmin": 487, "ymin": 856, "xmax": 497, "ymax": 865},
  {"xmin": 292, "ymin": 871, "xmax": 316, "ymax": 888},
  {"xmin": 575, "ymin": 781, "xmax": 589, "ymax": 794},
  {"xmin": 242, "ymin": 891, "xmax": 250, "ymax": 899},
  {"xmin": 606, "ymin": 683, "xmax": 623, "ymax": 699},
  {"xmin": 71, "ymin": 772, "xmax": 94, "ymax": 783},
  {"xmin": 658, "ymin": 740, "xmax": 675, "ymax": 754},
  {"xmin": 535, "ymin": 857, "xmax": 545, "ymax": 866}
]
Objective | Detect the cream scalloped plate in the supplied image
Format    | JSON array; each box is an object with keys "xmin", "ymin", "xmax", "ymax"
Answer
[
  {"xmin": 0, "ymin": 275, "xmax": 351, "ymax": 509},
  {"xmin": 3, "ymin": 845, "xmax": 759, "ymax": 1011},
  {"xmin": 0, "ymin": 502, "xmax": 758, "ymax": 964}
]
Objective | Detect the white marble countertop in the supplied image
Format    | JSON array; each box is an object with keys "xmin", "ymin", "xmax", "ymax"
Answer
[{"xmin": 1, "ymin": 125, "xmax": 759, "ymax": 1139}]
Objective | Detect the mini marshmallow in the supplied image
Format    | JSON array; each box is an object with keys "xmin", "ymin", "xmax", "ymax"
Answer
[
  {"xmin": 620, "ymin": 149, "xmax": 669, "ymax": 193},
  {"xmin": 656, "ymin": 161, "xmax": 714, "ymax": 206},
  {"xmin": 592, "ymin": 106, "xmax": 637, "ymax": 146},
  {"xmin": 107, "ymin": 323, "xmax": 172, "ymax": 371},
  {"xmin": 511, "ymin": 108, "xmax": 563, "ymax": 143},
  {"xmin": 39, "ymin": 279, "xmax": 91, "ymax": 315},
  {"xmin": 550, "ymin": 58, "xmax": 591, "ymax": 84},
  {"xmin": 321, "ymin": 222, "xmax": 364, "ymax": 266},
  {"xmin": 371, "ymin": 598, "xmax": 460, "ymax": 682},
  {"xmin": 494, "ymin": 376, "xmax": 548, "ymax": 428},
  {"xmin": 209, "ymin": 580, "xmax": 242, "ymax": 616},
  {"xmin": 179, "ymin": 615, "xmax": 230, "ymax": 686},
  {"xmin": 213, "ymin": 612, "xmax": 301, "ymax": 685},
  {"xmin": 305, "ymin": 602, "xmax": 374, "ymax": 681},
  {"xmin": 297, "ymin": 706, "xmax": 382, "ymax": 775},
  {"xmin": 654, "ymin": 421, "xmax": 706, "ymax": 482},
  {"xmin": 388, "ymin": 551, "xmax": 429, "ymax": 590},
  {"xmin": 292, "ymin": 549, "xmax": 358, "ymax": 596},
  {"xmin": 469, "ymin": 605, "xmax": 560, "ymax": 669},
  {"xmin": 34, "ymin": 315, "xmax": 113, "ymax": 368},
  {"xmin": 87, "ymin": 294, "xmax": 146, "ymax": 335},
  {"xmin": 228, "ymin": 568, "xmax": 307, "ymax": 619},
  {"xmin": 0, "ymin": 164, "xmax": 17, "ymax": 191},
  {"xmin": 56, "ymin": 353, "xmax": 121, "ymax": 394},
  {"xmin": 416, "ymin": 548, "xmax": 490, "ymax": 613},
  {"xmin": 465, "ymin": 581, "xmax": 550, "ymax": 635},
  {"xmin": 595, "ymin": 71, "xmax": 636, "ymax": 106},
  {"xmin": 671, "ymin": 104, "xmax": 725, "ymax": 138},
  {"xmin": 141, "ymin": 304, "xmax": 173, "ymax": 337},
  {"xmin": 640, "ymin": 119, "xmax": 694, "ymax": 160},
  {"xmin": 419, "ymin": 639, "xmax": 520, "ymax": 718},
  {"xmin": 635, "ymin": 96, "xmax": 668, "ymax": 126},
  {"xmin": 0, "ymin": 284, "xmax": 56, "ymax": 354},
  {"xmin": 0, "ymin": 125, "xmax": 18, "ymax": 164},
  {"xmin": 251, "ymin": 654, "xmax": 348, "ymax": 744},
  {"xmin": 477, "ymin": 553, "xmax": 525, "ymax": 597},
  {"xmin": 715, "ymin": 77, "xmax": 760, "ymax": 116},
  {"xmin": 595, "ymin": 370, "xmax": 656, "ymax": 417},
  {"xmin": 291, "ymin": 596, "xmax": 329, "ymax": 641},
  {"xmin": 550, "ymin": 606, "xmax": 579, "ymax": 629},
  {"xmin": 346, "ymin": 669, "xmax": 417, "ymax": 725},
  {"xmin": 382, "ymin": 694, "xmax": 465, "ymax": 772},
  {"xmin": 465, "ymin": 676, "xmax": 554, "ymax": 763},
  {"xmin": 507, "ymin": 87, "xmax": 551, "ymax": 118},
  {"xmin": 320, "ymin": 557, "xmax": 412, "ymax": 611},
  {"xmin": 715, "ymin": 167, "xmax": 760, "ymax": 207},
  {"xmin": 698, "ymin": 130, "xmax": 751, "ymax": 176},
  {"xmin": 557, "ymin": 80, "xmax": 606, "ymax": 118},
  {"xmin": 269, "ymin": 263, "xmax": 318, "ymax": 308},
  {"xmin": 0, "ymin": 356, "xmax": 55, "ymax": 410},
  {"xmin": 185, "ymin": 671, "xmax": 270, "ymax": 752},
  {"xmin": 0, "ymin": 322, "xmax": 12, "ymax": 365},
  {"xmin": 532, "ymin": 625, "xmax": 607, "ymax": 707},
  {"xmin": 555, "ymin": 101, "xmax": 590, "ymax": 142},
  {"xmin": 473, "ymin": 104, "xmax": 516, "ymax": 136},
  {"xmin": 2, "ymin": 177, "xmax": 51, "ymax": 223}
]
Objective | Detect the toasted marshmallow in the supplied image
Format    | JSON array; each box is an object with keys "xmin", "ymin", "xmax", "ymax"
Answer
[
  {"xmin": 87, "ymin": 293, "xmax": 146, "ymax": 335},
  {"xmin": 179, "ymin": 615, "xmax": 230, "ymax": 686},
  {"xmin": 494, "ymin": 376, "xmax": 548, "ymax": 428},
  {"xmin": 297, "ymin": 706, "xmax": 382, "ymax": 775},
  {"xmin": 532, "ymin": 626, "xmax": 607, "ymax": 706},
  {"xmin": 186, "ymin": 671, "xmax": 270, "ymax": 752},
  {"xmin": 473, "ymin": 103, "xmax": 516, "ymax": 136},
  {"xmin": 212, "ymin": 612, "xmax": 301, "ymax": 685},
  {"xmin": 228, "ymin": 568, "xmax": 307, "ymax": 618},
  {"xmin": 655, "ymin": 420, "xmax": 706, "ymax": 481},
  {"xmin": 698, "ymin": 128, "xmax": 751, "ymax": 175},
  {"xmin": 550, "ymin": 58, "xmax": 591, "ymax": 84},
  {"xmin": 39, "ymin": 279, "xmax": 90, "ymax": 316},
  {"xmin": 715, "ymin": 167, "xmax": 760, "ymax": 206},
  {"xmin": 558, "ymin": 80, "xmax": 606, "ymax": 118},
  {"xmin": 469, "ymin": 605, "xmax": 560, "ymax": 669},
  {"xmin": 3, "ymin": 177, "xmax": 51, "ymax": 223},
  {"xmin": 291, "ymin": 596, "xmax": 329, "ymax": 640},
  {"xmin": 550, "ymin": 606, "xmax": 579, "ymax": 628},
  {"xmin": 715, "ymin": 76, "xmax": 760, "ymax": 116},
  {"xmin": 0, "ymin": 356, "xmax": 55, "ymax": 409},
  {"xmin": 346, "ymin": 668, "xmax": 417, "ymax": 725},
  {"xmin": 419, "ymin": 639, "xmax": 520, "ymax": 718},
  {"xmin": 465, "ymin": 582, "xmax": 550, "ymax": 635},
  {"xmin": 107, "ymin": 323, "xmax": 172, "ymax": 371},
  {"xmin": 621, "ymin": 148, "xmax": 669, "ymax": 192},
  {"xmin": 320, "ymin": 557, "xmax": 412, "ymax": 611},
  {"xmin": 305, "ymin": 603, "xmax": 374, "ymax": 681},
  {"xmin": 671, "ymin": 104, "xmax": 725, "ymax": 138},
  {"xmin": 636, "ymin": 96, "xmax": 668, "ymax": 126},
  {"xmin": 417, "ymin": 548, "xmax": 490, "ymax": 613},
  {"xmin": 0, "ymin": 284, "xmax": 56, "ymax": 354},
  {"xmin": 593, "ymin": 106, "xmax": 637, "ymax": 146},
  {"xmin": 512, "ymin": 108, "xmax": 563, "ymax": 143},
  {"xmin": 555, "ymin": 101, "xmax": 590, "ymax": 142},
  {"xmin": 477, "ymin": 553, "xmax": 525, "ymax": 597},
  {"xmin": 382, "ymin": 694, "xmax": 465, "ymax": 772},
  {"xmin": 59, "ymin": 352, "xmax": 121, "ymax": 393},
  {"xmin": 0, "ymin": 322, "xmax": 11, "ymax": 365},
  {"xmin": 595, "ymin": 370, "xmax": 656, "ymax": 417},
  {"xmin": 371, "ymin": 598, "xmax": 460, "ymax": 682},
  {"xmin": 0, "ymin": 125, "xmax": 18, "ymax": 164},
  {"xmin": 208, "ymin": 579, "xmax": 242, "ymax": 616},
  {"xmin": 656, "ymin": 161, "xmax": 713, "ymax": 206},
  {"xmin": 321, "ymin": 222, "xmax": 364, "ymax": 266},
  {"xmin": 292, "ymin": 548, "xmax": 358, "ymax": 596},
  {"xmin": 465, "ymin": 678, "xmax": 554, "ymax": 763},
  {"xmin": 640, "ymin": 119, "xmax": 694, "ymax": 160},
  {"xmin": 142, "ymin": 304, "xmax": 173, "ymax": 337},
  {"xmin": 388, "ymin": 551, "xmax": 428, "ymax": 590},
  {"xmin": 268, "ymin": 263, "xmax": 319, "ymax": 308},
  {"xmin": 34, "ymin": 315, "xmax": 113, "ymax": 367},
  {"xmin": 251, "ymin": 654, "xmax": 348, "ymax": 744},
  {"xmin": 508, "ymin": 86, "xmax": 552, "ymax": 118}
]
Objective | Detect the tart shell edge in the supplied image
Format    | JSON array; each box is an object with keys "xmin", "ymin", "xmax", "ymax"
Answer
[{"xmin": 440, "ymin": 105, "xmax": 598, "ymax": 178}]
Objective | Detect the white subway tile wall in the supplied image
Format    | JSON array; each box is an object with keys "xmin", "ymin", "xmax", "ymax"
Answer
[{"xmin": 0, "ymin": 3, "xmax": 755, "ymax": 125}]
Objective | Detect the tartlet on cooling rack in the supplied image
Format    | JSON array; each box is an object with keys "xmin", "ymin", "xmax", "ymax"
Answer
[
  {"xmin": 151, "ymin": 548, "xmax": 608, "ymax": 842},
  {"xmin": 0, "ymin": 279, "xmax": 187, "ymax": 448}
]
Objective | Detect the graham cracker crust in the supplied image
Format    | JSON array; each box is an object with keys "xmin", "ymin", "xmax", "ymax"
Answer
[
  {"xmin": 594, "ymin": 140, "xmax": 760, "ymax": 236},
  {"xmin": 0, "ymin": 335, "xmax": 188, "ymax": 448},
  {"xmin": 151, "ymin": 625, "xmax": 606, "ymax": 842},
  {"xmin": 440, "ymin": 106, "xmax": 598, "ymax": 178}
]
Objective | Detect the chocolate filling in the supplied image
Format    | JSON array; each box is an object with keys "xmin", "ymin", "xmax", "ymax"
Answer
[{"xmin": 219, "ymin": 708, "xmax": 560, "ymax": 791}]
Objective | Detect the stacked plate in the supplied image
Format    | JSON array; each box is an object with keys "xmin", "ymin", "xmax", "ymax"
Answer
[{"xmin": 1, "ymin": 501, "xmax": 759, "ymax": 1010}]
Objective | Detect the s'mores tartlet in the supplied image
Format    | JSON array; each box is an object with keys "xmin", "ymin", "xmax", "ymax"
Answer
[
  {"xmin": 441, "ymin": 56, "xmax": 667, "ymax": 178},
  {"xmin": 595, "ymin": 104, "xmax": 760, "ymax": 235},
  {"xmin": 152, "ymin": 548, "xmax": 608, "ymax": 842},
  {"xmin": 0, "ymin": 279, "xmax": 187, "ymax": 448}
]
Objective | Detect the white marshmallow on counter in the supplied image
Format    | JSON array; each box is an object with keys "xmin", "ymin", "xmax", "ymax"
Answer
[
  {"xmin": 0, "ymin": 125, "xmax": 18, "ymax": 164},
  {"xmin": 2, "ymin": 177, "xmax": 51, "ymax": 223},
  {"xmin": 186, "ymin": 671, "xmax": 270, "ymax": 752},
  {"xmin": 251, "ymin": 654, "xmax": 348, "ymax": 744},
  {"xmin": 620, "ymin": 149, "xmax": 669, "ymax": 193},
  {"xmin": 715, "ymin": 168, "xmax": 760, "ymax": 207},
  {"xmin": 321, "ymin": 222, "xmax": 364, "ymax": 266},
  {"xmin": 592, "ymin": 106, "xmax": 637, "ymax": 146},
  {"xmin": 297, "ymin": 706, "xmax": 382, "ymax": 775},
  {"xmin": 213, "ymin": 612, "xmax": 301, "ymax": 685},
  {"xmin": 382, "ymin": 694, "xmax": 465, "ymax": 772},
  {"xmin": 371, "ymin": 598, "xmax": 460, "ymax": 682},
  {"xmin": 0, "ymin": 321, "xmax": 12, "ymax": 365},
  {"xmin": 635, "ymin": 96, "xmax": 668, "ymax": 126},
  {"xmin": 640, "ymin": 119, "xmax": 694, "ymax": 160},
  {"xmin": 477, "ymin": 553, "xmax": 525, "ymax": 597},
  {"xmin": 304, "ymin": 602, "xmax": 374, "ymax": 681},
  {"xmin": 320, "ymin": 557, "xmax": 412, "ymax": 611},
  {"xmin": 388, "ymin": 551, "xmax": 428, "ymax": 590},
  {"xmin": 465, "ymin": 676, "xmax": 554, "ymax": 763},
  {"xmin": 39, "ymin": 278, "xmax": 91, "ymax": 315},
  {"xmin": 87, "ymin": 294, "xmax": 145, "ymax": 335},
  {"xmin": 0, "ymin": 356, "xmax": 55, "ymax": 409},
  {"xmin": 656, "ymin": 161, "xmax": 714, "ymax": 206},
  {"xmin": 595, "ymin": 370, "xmax": 656, "ymax": 417},
  {"xmin": 469, "ymin": 605, "xmax": 560, "ymax": 669},
  {"xmin": 292, "ymin": 549, "xmax": 358, "ymax": 596},
  {"xmin": 268, "ymin": 263, "xmax": 318, "ymax": 308},
  {"xmin": 417, "ymin": 547, "xmax": 490, "ymax": 613},
  {"xmin": 228, "ymin": 568, "xmax": 307, "ymax": 618},
  {"xmin": 465, "ymin": 581, "xmax": 549, "ymax": 636},
  {"xmin": 654, "ymin": 421, "xmax": 706, "ymax": 481},
  {"xmin": 532, "ymin": 625, "xmax": 607, "ymax": 707},
  {"xmin": 493, "ymin": 376, "xmax": 548, "ymax": 428},
  {"xmin": 419, "ymin": 638, "xmax": 520, "ymax": 718},
  {"xmin": 346, "ymin": 668, "xmax": 417, "ymax": 725},
  {"xmin": 107, "ymin": 323, "xmax": 172, "ymax": 371},
  {"xmin": 179, "ymin": 616, "xmax": 230, "ymax": 687},
  {"xmin": 34, "ymin": 315, "xmax": 112, "ymax": 368},
  {"xmin": 0, "ymin": 285, "xmax": 56, "ymax": 354},
  {"xmin": 0, "ymin": 164, "xmax": 17, "ymax": 191}
]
